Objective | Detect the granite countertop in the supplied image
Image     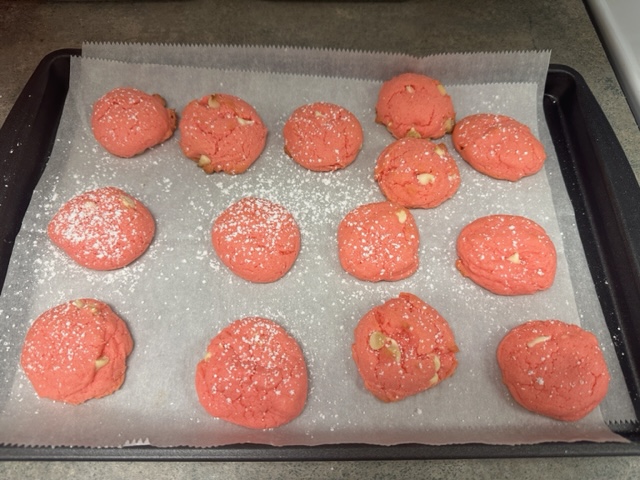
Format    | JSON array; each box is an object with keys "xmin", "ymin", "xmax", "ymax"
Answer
[{"xmin": 1, "ymin": 0, "xmax": 639, "ymax": 478}]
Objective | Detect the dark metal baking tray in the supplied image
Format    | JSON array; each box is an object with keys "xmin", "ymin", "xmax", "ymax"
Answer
[{"xmin": 1, "ymin": 49, "xmax": 640, "ymax": 460}]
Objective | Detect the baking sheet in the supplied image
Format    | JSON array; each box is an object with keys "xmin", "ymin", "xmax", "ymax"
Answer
[{"xmin": 0, "ymin": 46, "xmax": 632, "ymax": 448}]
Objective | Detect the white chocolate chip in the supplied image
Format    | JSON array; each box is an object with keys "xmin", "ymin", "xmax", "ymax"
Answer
[
  {"xmin": 82, "ymin": 201, "xmax": 97, "ymax": 210},
  {"xmin": 406, "ymin": 127, "xmax": 421, "ymax": 138},
  {"xmin": 120, "ymin": 195, "xmax": 136, "ymax": 209},
  {"xmin": 387, "ymin": 338, "xmax": 401, "ymax": 363},
  {"xmin": 507, "ymin": 252, "xmax": 520, "ymax": 264},
  {"xmin": 369, "ymin": 331, "xmax": 386, "ymax": 350},
  {"xmin": 405, "ymin": 85, "xmax": 415, "ymax": 94},
  {"xmin": 527, "ymin": 336, "xmax": 551, "ymax": 348},
  {"xmin": 433, "ymin": 355, "xmax": 441, "ymax": 372},
  {"xmin": 429, "ymin": 372, "xmax": 440, "ymax": 385},
  {"xmin": 369, "ymin": 331, "xmax": 401, "ymax": 363},
  {"xmin": 417, "ymin": 173, "xmax": 435, "ymax": 185},
  {"xmin": 437, "ymin": 83, "xmax": 447, "ymax": 96},
  {"xmin": 395, "ymin": 209, "xmax": 408, "ymax": 224},
  {"xmin": 198, "ymin": 154, "xmax": 212, "ymax": 166},
  {"xmin": 443, "ymin": 118, "xmax": 454, "ymax": 133},
  {"xmin": 236, "ymin": 117, "xmax": 255, "ymax": 126},
  {"xmin": 434, "ymin": 145, "xmax": 446, "ymax": 157},
  {"xmin": 72, "ymin": 299, "xmax": 99, "ymax": 314},
  {"xmin": 204, "ymin": 351, "xmax": 212, "ymax": 361},
  {"xmin": 207, "ymin": 95, "xmax": 220, "ymax": 108},
  {"xmin": 95, "ymin": 356, "xmax": 109, "ymax": 370}
]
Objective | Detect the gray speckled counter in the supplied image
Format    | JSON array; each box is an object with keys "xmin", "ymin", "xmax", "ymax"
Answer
[{"xmin": 1, "ymin": 0, "xmax": 640, "ymax": 477}]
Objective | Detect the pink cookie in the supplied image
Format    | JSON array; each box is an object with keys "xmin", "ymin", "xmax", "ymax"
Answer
[
  {"xmin": 195, "ymin": 317, "xmax": 308, "ymax": 429},
  {"xmin": 375, "ymin": 73, "xmax": 455, "ymax": 139},
  {"xmin": 452, "ymin": 113, "xmax": 546, "ymax": 181},
  {"xmin": 337, "ymin": 201, "xmax": 419, "ymax": 282},
  {"xmin": 497, "ymin": 320, "xmax": 610, "ymax": 421},
  {"xmin": 456, "ymin": 214, "xmax": 557, "ymax": 295},
  {"xmin": 48, "ymin": 186, "xmax": 155, "ymax": 271},
  {"xmin": 211, "ymin": 197, "xmax": 301, "ymax": 283},
  {"xmin": 91, "ymin": 87, "xmax": 177, "ymax": 158},
  {"xmin": 179, "ymin": 94, "xmax": 267, "ymax": 174},
  {"xmin": 21, "ymin": 299, "xmax": 134, "ymax": 405},
  {"xmin": 375, "ymin": 137, "xmax": 460, "ymax": 208},
  {"xmin": 352, "ymin": 292, "xmax": 459, "ymax": 402},
  {"xmin": 283, "ymin": 102, "xmax": 363, "ymax": 171}
]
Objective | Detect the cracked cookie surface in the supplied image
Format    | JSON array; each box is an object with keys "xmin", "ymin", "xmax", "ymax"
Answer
[
  {"xmin": 195, "ymin": 317, "xmax": 308, "ymax": 429},
  {"xmin": 91, "ymin": 87, "xmax": 176, "ymax": 158},
  {"xmin": 351, "ymin": 292, "xmax": 458, "ymax": 402},
  {"xmin": 283, "ymin": 102, "xmax": 363, "ymax": 172},
  {"xmin": 179, "ymin": 94, "xmax": 267, "ymax": 174},
  {"xmin": 375, "ymin": 72, "xmax": 455, "ymax": 140},
  {"xmin": 497, "ymin": 319, "xmax": 610, "ymax": 421},
  {"xmin": 21, "ymin": 299, "xmax": 134, "ymax": 404}
]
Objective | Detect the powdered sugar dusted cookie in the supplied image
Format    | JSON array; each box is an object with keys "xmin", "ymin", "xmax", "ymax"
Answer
[
  {"xmin": 456, "ymin": 214, "xmax": 556, "ymax": 295},
  {"xmin": 20, "ymin": 299, "xmax": 134, "ymax": 404},
  {"xmin": 352, "ymin": 292, "xmax": 458, "ymax": 402},
  {"xmin": 91, "ymin": 87, "xmax": 177, "ymax": 158},
  {"xmin": 497, "ymin": 320, "xmax": 610, "ymax": 421},
  {"xmin": 375, "ymin": 137, "xmax": 460, "ymax": 208},
  {"xmin": 179, "ymin": 93, "xmax": 267, "ymax": 174},
  {"xmin": 283, "ymin": 102, "xmax": 363, "ymax": 171},
  {"xmin": 195, "ymin": 317, "xmax": 308, "ymax": 429},
  {"xmin": 47, "ymin": 186, "xmax": 155, "ymax": 271},
  {"xmin": 211, "ymin": 197, "xmax": 301, "ymax": 283},
  {"xmin": 452, "ymin": 113, "xmax": 546, "ymax": 181},
  {"xmin": 375, "ymin": 72, "xmax": 455, "ymax": 140},
  {"xmin": 337, "ymin": 201, "xmax": 419, "ymax": 282}
]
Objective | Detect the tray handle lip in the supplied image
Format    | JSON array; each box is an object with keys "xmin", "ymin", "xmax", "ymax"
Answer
[
  {"xmin": 1, "ymin": 48, "xmax": 79, "ymax": 126},
  {"xmin": 0, "ymin": 48, "xmax": 78, "ymax": 294}
]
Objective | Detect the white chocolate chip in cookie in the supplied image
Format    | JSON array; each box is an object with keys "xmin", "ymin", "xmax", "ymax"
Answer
[
  {"xmin": 434, "ymin": 144, "xmax": 446, "ymax": 157},
  {"xmin": 369, "ymin": 331, "xmax": 386, "ymax": 350},
  {"xmin": 417, "ymin": 173, "xmax": 436, "ymax": 185},
  {"xmin": 198, "ymin": 154, "xmax": 211, "ymax": 167},
  {"xmin": 527, "ymin": 336, "xmax": 551, "ymax": 348},
  {"xmin": 95, "ymin": 356, "xmax": 109, "ymax": 370},
  {"xmin": 395, "ymin": 209, "xmax": 408, "ymax": 224},
  {"xmin": 437, "ymin": 83, "xmax": 447, "ymax": 96},
  {"xmin": 433, "ymin": 354, "xmax": 441, "ymax": 372},
  {"xmin": 369, "ymin": 331, "xmax": 401, "ymax": 363},
  {"xmin": 72, "ymin": 299, "xmax": 98, "ymax": 314},
  {"xmin": 405, "ymin": 85, "xmax": 415, "ymax": 94},
  {"xmin": 443, "ymin": 118, "xmax": 454, "ymax": 133},
  {"xmin": 236, "ymin": 117, "xmax": 255, "ymax": 126},
  {"xmin": 120, "ymin": 195, "xmax": 136, "ymax": 209},
  {"xmin": 406, "ymin": 127, "xmax": 421, "ymax": 138},
  {"xmin": 507, "ymin": 252, "xmax": 520, "ymax": 264},
  {"xmin": 208, "ymin": 95, "xmax": 220, "ymax": 108},
  {"xmin": 386, "ymin": 338, "xmax": 401, "ymax": 363},
  {"xmin": 428, "ymin": 356, "xmax": 441, "ymax": 385}
]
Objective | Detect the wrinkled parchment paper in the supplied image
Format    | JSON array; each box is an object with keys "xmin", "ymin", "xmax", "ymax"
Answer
[{"xmin": 0, "ymin": 45, "xmax": 633, "ymax": 447}]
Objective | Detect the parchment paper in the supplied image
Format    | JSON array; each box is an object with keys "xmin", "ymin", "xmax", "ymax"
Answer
[{"xmin": 0, "ymin": 45, "xmax": 632, "ymax": 447}]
